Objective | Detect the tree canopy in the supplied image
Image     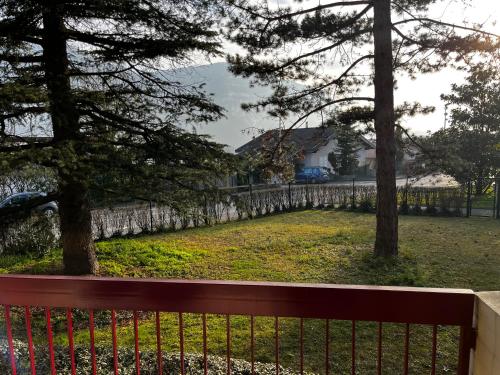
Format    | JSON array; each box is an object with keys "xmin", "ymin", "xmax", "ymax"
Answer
[
  {"xmin": 421, "ymin": 61, "xmax": 500, "ymax": 191},
  {"xmin": 0, "ymin": 0, "xmax": 233, "ymax": 274},
  {"xmin": 224, "ymin": 0, "xmax": 499, "ymax": 256}
]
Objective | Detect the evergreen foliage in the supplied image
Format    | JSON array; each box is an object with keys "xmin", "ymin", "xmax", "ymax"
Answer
[
  {"xmin": 223, "ymin": 0, "xmax": 499, "ymax": 256},
  {"xmin": 0, "ymin": 0, "xmax": 233, "ymax": 273}
]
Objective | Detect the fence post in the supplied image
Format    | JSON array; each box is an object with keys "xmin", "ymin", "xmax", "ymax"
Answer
[
  {"xmin": 249, "ymin": 183, "xmax": 253, "ymax": 219},
  {"xmin": 149, "ymin": 200, "xmax": 154, "ymax": 232},
  {"xmin": 306, "ymin": 178, "xmax": 310, "ymax": 208},
  {"xmin": 404, "ymin": 175, "xmax": 409, "ymax": 208},
  {"xmin": 496, "ymin": 177, "xmax": 500, "ymax": 219},
  {"xmin": 466, "ymin": 180, "xmax": 472, "ymax": 218},
  {"xmin": 351, "ymin": 178, "xmax": 356, "ymax": 209},
  {"xmin": 288, "ymin": 182, "xmax": 292, "ymax": 211},
  {"xmin": 492, "ymin": 178, "xmax": 497, "ymax": 219}
]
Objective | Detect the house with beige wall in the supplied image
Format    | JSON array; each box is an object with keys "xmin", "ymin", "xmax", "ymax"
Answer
[{"xmin": 236, "ymin": 126, "xmax": 377, "ymax": 177}]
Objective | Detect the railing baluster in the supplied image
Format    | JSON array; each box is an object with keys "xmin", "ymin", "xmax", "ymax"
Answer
[
  {"xmin": 111, "ymin": 309, "xmax": 119, "ymax": 375},
  {"xmin": 404, "ymin": 323, "xmax": 410, "ymax": 375},
  {"xmin": 299, "ymin": 318, "xmax": 304, "ymax": 375},
  {"xmin": 66, "ymin": 308, "xmax": 76, "ymax": 375},
  {"xmin": 377, "ymin": 322, "xmax": 382, "ymax": 375},
  {"xmin": 89, "ymin": 310, "xmax": 97, "ymax": 375},
  {"xmin": 202, "ymin": 313, "xmax": 208, "ymax": 375},
  {"xmin": 431, "ymin": 324, "xmax": 437, "ymax": 375},
  {"xmin": 155, "ymin": 311, "xmax": 163, "ymax": 375},
  {"xmin": 133, "ymin": 311, "xmax": 141, "ymax": 375},
  {"xmin": 325, "ymin": 319, "xmax": 330, "ymax": 375},
  {"xmin": 45, "ymin": 307, "xmax": 56, "ymax": 375},
  {"xmin": 457, "ymin": 325, "xmax": 473, "ymax": 375},
  {"xmin": 226, "ymin": 314, "xmax": 231, "ymax": 375},
  {"xmin": 4, "ymin": 305, "xmax": 17, "ymax": 375},
  {"xmin": 250, "ymin": 315, "xmax": 255, "ymax": 375},
  {"xmin": 275, "ymin": 317, "xmax": 279, "ymax": 375},
  {"xmin": 24, "ymin": 307, "xmax": 36, "ymax": 375},
  {"xmin": 351, "ymin": 320, "xmax": 356, "ymax": 375},
  {"xmin": 179, "ymin": 312, "xmax": 185, "ymax": 375}
]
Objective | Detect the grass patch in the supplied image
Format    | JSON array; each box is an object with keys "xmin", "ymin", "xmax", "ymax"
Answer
[{"xmin": 2, "ymin": 211, "xmax": 500, "ymax": 374}]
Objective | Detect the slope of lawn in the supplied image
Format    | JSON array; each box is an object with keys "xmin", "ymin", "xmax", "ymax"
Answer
[{"xmin": 1, "ymin": 211, "xmax": 499, "ymax": 374}]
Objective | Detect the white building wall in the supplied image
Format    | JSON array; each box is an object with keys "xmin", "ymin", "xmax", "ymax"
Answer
[
  {"xmin": 302, "ymin": 139, "xmax": 338, "ymax": 170},
  {"xmin": 302, "ymin": 139, "xmax": 376, "ymax": 174}
]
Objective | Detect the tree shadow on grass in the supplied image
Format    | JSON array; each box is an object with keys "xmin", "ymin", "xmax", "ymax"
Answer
[{"xmin": 334, "ymin": 250, "xmax": 429, "ymax": 287}]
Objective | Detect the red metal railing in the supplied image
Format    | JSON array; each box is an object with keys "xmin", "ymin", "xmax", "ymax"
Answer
[{"xmin": 0, "ymin": 275, "xmax": 475, "ymax": 375}]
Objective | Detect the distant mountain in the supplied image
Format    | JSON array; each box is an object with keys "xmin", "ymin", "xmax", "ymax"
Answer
[
  {"xmin": 172, "ymin": 62, "xmax": 309, "ymax": 150},
  {"xmin": 11, "ymin": 62, "xmax": 310, "ymax": 150}
]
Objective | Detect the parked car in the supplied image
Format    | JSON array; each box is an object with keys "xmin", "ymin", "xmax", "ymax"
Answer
[
  {"xmin": 0, "ymin": 192, "xmax": 58, "ymax": 214},
  {"xmin": 295, "ymin": 167, "xmax": 331, "ymax": 184}
]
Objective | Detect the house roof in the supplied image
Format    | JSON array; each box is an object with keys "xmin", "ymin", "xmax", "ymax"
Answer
[{"xmin": 235, "ymin": 126, "xmax": 374, "ymax": 154}]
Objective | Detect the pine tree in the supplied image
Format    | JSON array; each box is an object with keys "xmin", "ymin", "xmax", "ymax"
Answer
[
  {"xmin": 225, "ymin": 0, "xmax": 499, "ymax": 256},
  {"xmin": 325, "ymin": 117, "xmax": 359, "ymax": 176},
  {"xmin": 0, "ymin": 0, "xmax": 231, "ymax": 274}
]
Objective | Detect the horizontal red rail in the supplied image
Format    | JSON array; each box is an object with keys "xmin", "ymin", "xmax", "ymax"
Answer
[
  {"xmin": 0, "ymin": 275, "xmax": 474, "ymax": 325},
  {"xmin": 0, "ymin": 275, "xmax": 475, "ymax": 375}
]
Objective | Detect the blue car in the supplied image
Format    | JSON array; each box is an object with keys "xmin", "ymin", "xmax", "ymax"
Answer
[{"xmin": 295, "ymin": 167, "xmax": 331, "ymax": 184}]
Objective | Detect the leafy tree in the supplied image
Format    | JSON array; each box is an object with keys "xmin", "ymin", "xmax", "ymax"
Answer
[
  {"xmin": 422, "ymin": 62, "xmax": 500, "ymax": 193},
  {"xmin": 225, "ymin": 0, "xmax": 498, "ymax": 256},
  {"xmin": 0, "ymin": 0, "xmax": 232, "ymax": 274}
]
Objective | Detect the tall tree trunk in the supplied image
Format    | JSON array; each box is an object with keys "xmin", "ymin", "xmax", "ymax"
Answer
[
  {"xmin": 42, "ymin": 3, "xmax": 98, "ymax": 274},
  {"xmin": 373, "ymin": 0, "xmax": 398, "ymax": 256}
]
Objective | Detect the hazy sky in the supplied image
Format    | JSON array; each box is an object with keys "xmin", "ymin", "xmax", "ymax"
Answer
[
  {"xmin": 212, "ymin": 0, "xmax": 500, "ymax": 138},
  {"xmin": 397, "ymin": 0, "xmax": 500, "ymax": 135}
]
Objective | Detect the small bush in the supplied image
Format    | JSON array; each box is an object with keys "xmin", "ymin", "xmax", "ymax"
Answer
[
  {"xmin": 0, "ymin": 214, "xmax": 59, "ymax": 257},
  {"xmin": 398, "ymin": 202, "xmax": 409, "ymax": 215},
  {"xmin": 358, "ymin": 198, "xmax": 373, "ymax": 213},
  {"xmin": 424, "ymin": 205, "xmax": 438, "ymax": 216},
  {"xmin": 410, "ymin": 204, "xmax": 423, "ymax": 215}
]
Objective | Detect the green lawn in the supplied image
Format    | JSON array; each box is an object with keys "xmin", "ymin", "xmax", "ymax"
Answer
[{"xmin": 2, "ymin": 211, "xmax": 500, "ymax": 374}]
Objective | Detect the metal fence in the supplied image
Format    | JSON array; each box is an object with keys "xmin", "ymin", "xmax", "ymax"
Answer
[
  {"xmin": 87, "ymin": 178, "xmax": 498, "ymax": 240},
  {"xmin": 464, "ymin": 177, "xmax": 499, "ymax": 218}
]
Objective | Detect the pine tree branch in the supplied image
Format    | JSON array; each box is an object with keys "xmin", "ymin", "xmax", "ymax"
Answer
[
  {"xmin": 232, "ymin": 0, "xmax": 372, "ymax": 21},
  {"xmin": 245, "ymin": 54, "xmax": 374, "ymax": 110},
  {"xmin": 0, "ymin": 54, "xmax": 43, "ymax": 64},
  {"xmin": 0, "ymin": 139, "xmax": 54, "ymax": 153},
  {"xmin": 283, "ymin": 54, "xmax": 375, "ymax": 102},
  {"xmin": 270, "ymin": 28, "xmax": 373, "ymax": 72},
  {"xmin": 268, "ymin": 1, "xmax": 372, "ymax": 21},
  {"xmin": 392, "ymin": 3, "xmax": 500, "ymax": 39},
  {"xmin": 395, "ymin": 123, "xmax": 430, "ymax": 154}
]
